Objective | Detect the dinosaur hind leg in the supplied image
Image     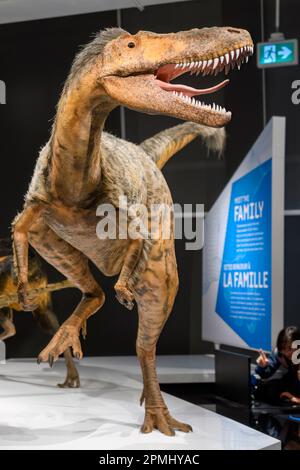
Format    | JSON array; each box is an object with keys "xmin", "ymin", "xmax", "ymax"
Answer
[
  {"xmin": 0, "ymin": 308, "xmax": 16, "ymax": 341},
  {"xmin": 27, "ymin": 221, "xmax": 105, "ymax": 365},
  {"xmin": 134, "ymin": 241, "xmax": 192, "ymax": 436},
  {"xmin": 33, "ymin": 299, "xmax": 80, "ymax": 388}
]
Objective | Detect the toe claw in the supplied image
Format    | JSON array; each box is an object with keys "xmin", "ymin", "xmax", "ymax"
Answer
[{"xmin": 49, "ymin": 355, "xmax": 54, "ymax": 368}]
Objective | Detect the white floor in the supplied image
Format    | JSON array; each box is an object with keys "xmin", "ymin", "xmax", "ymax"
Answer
[{"xmin": 0, "ymin": 356, "xmax": 281, "ymax": 450}]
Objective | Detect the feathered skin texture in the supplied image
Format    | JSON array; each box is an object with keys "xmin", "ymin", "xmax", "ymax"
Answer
[
  {"xmin": 0, "ymin": 239, "xmax": 80, "ymax": 388},
  {"xmin": 12, "ymin": 26, "xmax": 252, "ymax": 435}
]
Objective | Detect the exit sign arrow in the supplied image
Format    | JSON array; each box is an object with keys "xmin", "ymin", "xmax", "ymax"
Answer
[{"xmin": 278, "ymin": 46, "xmax": 292, "ymax": 60}]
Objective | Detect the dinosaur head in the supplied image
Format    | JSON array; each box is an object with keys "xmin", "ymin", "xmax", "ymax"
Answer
[{"xmin": 100, "ymin": 27, "xmax": 253, "ymax": 127}]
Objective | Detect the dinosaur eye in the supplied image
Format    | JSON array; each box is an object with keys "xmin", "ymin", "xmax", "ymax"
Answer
[{"xmin": 128, "ymin": 42, "xmax": 136, "ymax": 48}]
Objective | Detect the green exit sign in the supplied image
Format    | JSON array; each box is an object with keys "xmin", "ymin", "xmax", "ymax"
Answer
[{"xmin": 257, "ymin": 39, "xmax": 298, "ymax": 68}]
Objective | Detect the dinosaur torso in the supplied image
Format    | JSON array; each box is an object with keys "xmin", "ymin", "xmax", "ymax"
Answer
[{"xmin": 25, "ymin": 132, "xmax": 172, "ymax": 278}]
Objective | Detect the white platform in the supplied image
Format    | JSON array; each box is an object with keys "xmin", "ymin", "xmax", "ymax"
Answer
[{"xmin": 0, "ymin": 356, "xmax": 281, "ymax": 450}]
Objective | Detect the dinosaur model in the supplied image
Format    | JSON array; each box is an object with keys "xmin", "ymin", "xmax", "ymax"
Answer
[
  {"xmin": 0, "ymin": 238, "xmax": 80, "ymax": 387},
  {"xmin": 12, "ymin": 26, "xmax": 253, "ymax": 435}
]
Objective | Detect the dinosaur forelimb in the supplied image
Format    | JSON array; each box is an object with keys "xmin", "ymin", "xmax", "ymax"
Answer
[{"xmin": 12, "ymin": 204, "xmax": 44, "ymax": 310}]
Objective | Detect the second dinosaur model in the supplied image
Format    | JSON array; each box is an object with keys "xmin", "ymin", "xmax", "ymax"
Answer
[
  {"xmin": 12, "ymin": 26, "xmax": 253, "ymax": 435},
  {"xmin": 0, "ymin": 238, "xmax": 80, "ymax": 387}
]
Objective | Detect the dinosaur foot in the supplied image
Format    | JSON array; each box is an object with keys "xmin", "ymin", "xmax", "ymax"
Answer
[
  {"xmin": 57, "ymin": 370, "xmax": 80, "ymax": 389},
  {"xmin": 141, "ymin": 406, "xmax": 193, "ymax": 436},
  {"xmin": 37, "ymin": 315, "xmax": 83, "ymax": 365},
  {"xmin": 114, "ymin": 282, "xmax": 134, "ymax": 310}
]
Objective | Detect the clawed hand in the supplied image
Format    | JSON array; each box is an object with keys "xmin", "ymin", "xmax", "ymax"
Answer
[{"xmin": 114, "ymin": 281, "xmax": 135, "ymax": 310}]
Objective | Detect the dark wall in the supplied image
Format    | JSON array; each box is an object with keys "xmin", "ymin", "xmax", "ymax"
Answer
[
  {"xmin": 264, "ymin": 0, "xmax": 300, "ymax": 210},
  {"xmin": 261, "ymin": 0, "xmax": 300, "ymax": 331}
]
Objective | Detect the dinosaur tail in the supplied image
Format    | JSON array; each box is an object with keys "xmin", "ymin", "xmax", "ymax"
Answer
[{"xmin": 140, "ymin": 122, "xmax": 225, "ymax": 170}]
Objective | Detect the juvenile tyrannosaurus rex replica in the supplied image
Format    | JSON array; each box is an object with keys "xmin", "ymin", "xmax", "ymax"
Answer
[
  {"xmin": 12, "ymin": 26, "xmax": 253, "ymax": 435},
  {"xmin": 0, "ymin": 238, "xmax": 80, "ymax": 387}
]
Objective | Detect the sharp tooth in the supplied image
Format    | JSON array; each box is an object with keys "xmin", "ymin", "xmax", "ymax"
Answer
[
  {"xmin": 219, "ymin": 55, "xmax": 224, "ymax": 64},
  {"xmin": 190, "ymin": 62, "xmax": 194, "ymax": 68},
  {"xmin": 238, "ymin": 64, "xmax": 241, "ymax": 70},
  {"xmin": 207, "ymin": 59, "xmax": 213, "ymax": 67},
  {"xmin": 230, "ymin": 50, "xmax": 235, "ymax": 60},
  {"xmin": 236, "ymin": 48, "xmax": 240, "ymax": 59},
  {"xmin": 196, "ymin": 70, "xmax": 201, "ymax": 76},
  {"xmin": 250, "ymin": 46, "xmax": 254, "ymax": 54},
  {"xmin": 198, "ymin": 60, "xmax": 202, "ymax": 68},
  {"xmin": 202, "ymin": 60, "xmax": 207, "ymax": 70},
  {"xmin": 186, "ymin": 62, "xmax": 190, "ymax": 67},
  {"xmin": 213, "ymin": 58, "xmax": 219, "ymax": 69},
  {"xmin": 225, "ymin": 52, "xmax": 230, "ymax": 64},
  {"xmin": 175, "ymin": 63, "xmax": 179, "ymax": 69},
  {"xmin": 246, "ymin": 56, "xmax": 249, "ymax": 63},
  {"xmin": 240, "ymin": 46, "xmax": 244, "ymax": 53}
]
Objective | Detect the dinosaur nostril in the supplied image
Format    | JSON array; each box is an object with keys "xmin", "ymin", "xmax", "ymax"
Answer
[{"xmin": 227, "ymin": 28, "xmax": 241, "ymax": 34}]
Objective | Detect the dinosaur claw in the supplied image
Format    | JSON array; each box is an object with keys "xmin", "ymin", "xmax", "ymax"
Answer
[
  {"xmin": 114, "ymin": 283, "xmax": 135, "ymax": 310},
  {"xmin": 49, "ymin": 355, "xmax": 54, "ymax": 368},
  {"xmin": 37, "ymin": 357, "xmax": 41, "ymax": 365}
]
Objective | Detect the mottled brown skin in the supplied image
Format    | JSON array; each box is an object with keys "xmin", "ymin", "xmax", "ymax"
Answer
[
  {"xmin": 12, "ymin": 26, "xmax": 253, "ymax": 435},
  {"xmin": 0, "ymin": 242, "xmax": 80, "ymax": 388}
]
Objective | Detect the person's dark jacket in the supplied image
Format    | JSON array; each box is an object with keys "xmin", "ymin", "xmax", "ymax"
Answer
[{"xmin": 252, "ymin": 348, "xmax": 300, "ymax": 394}]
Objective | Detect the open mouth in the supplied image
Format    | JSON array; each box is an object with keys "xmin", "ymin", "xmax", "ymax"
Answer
[{"xmin": 154, "ymin": 44, "xmax": 254, "ymax": 119}]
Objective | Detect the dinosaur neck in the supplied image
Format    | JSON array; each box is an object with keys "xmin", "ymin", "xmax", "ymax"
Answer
[{"xmin": 49, "ymin": 70, "xmax": 115, "ymax": 206}]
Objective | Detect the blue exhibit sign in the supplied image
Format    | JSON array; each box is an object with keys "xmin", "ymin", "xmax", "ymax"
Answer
[
  {"xmin": 203, "ymin": 117, "xmax": 285, "ymax": 352},
  {"xmin": 216, "ymin": 159, "xmax": 272, "ymax": 350}
]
